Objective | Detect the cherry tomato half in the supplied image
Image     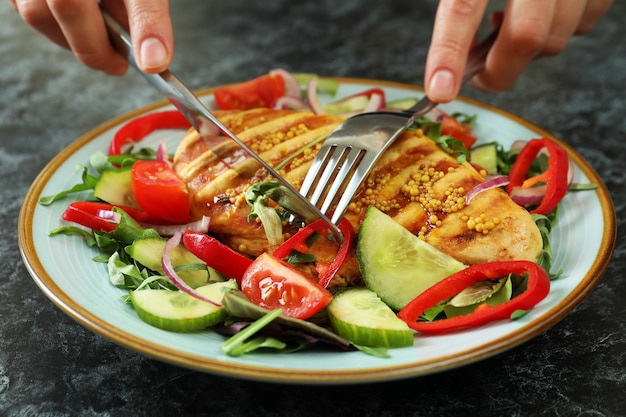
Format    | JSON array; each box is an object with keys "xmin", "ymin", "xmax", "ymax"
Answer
[
  {"xmin": 213, "ymin": 73, "xmax": 286, "ymax": 110},
  {"xmin": 440, "ymin": 114, "xmax": 477, "ymax": 149},
  {"xmin": 241, "ymin": 253, "xmax": 333, "ymax": 320},
  {"xmin": 130, "ymin": 160, "xmax": 190, "ymax": 224}
]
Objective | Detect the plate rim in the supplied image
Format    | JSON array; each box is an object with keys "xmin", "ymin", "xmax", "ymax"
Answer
[{"xmin": 18, "ymin": 77, "xmax": 617, "ymax": 384}]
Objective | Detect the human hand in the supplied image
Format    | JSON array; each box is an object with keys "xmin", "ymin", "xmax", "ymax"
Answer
[
  {"xmin": 9, "ymin": 0, "xmax": 174, "ymax": 75},
  {"xmin": 425, "ymin": 0, "xmax": 613, "ymax": 103}
]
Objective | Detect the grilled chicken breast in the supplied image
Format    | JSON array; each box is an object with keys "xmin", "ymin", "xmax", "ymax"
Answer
[{"xmin": 173, "ymin": 108, "xmax": 543, "ymax": 286}]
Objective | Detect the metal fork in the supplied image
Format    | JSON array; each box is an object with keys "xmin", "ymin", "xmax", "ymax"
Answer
[{"xmin": 299, "ymin": 28, "xmax": 499, "ymax": 225}]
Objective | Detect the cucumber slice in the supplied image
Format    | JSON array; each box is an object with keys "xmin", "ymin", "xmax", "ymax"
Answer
[
  {"xmin": 93, "ymin": 167, "xmax": 139, "ymax": 208},
  {"xmin": 443, "ymin": 277, "xmax": 513, "ymax": 318},
  {"xmin": 324, "ymin": 95, "xmax": 370, "ymax": 115},
  {"xmin": 470, "ymin": 143, "xmax": 498, "ymax": 174},
  {"xmin": 292, "ymin": 73, "xmax": 339, "ymax": 96},
  {"xmin": 328, "ymin": 288, "xmax": 413, "ymax": 348},
  {"xmin": 386, "ymin": 97, "xmax": 419, "ymax": 110},
  {"xmin": 126, "ymin": 238, "xmax": 217, "ymax": 288},
  {"xmin": 357, "ymin": 206, "xmax": 466, "ymax": 310},
  {"xmin": 130, "ymin": 280, "xmax": 237, "ymax": 332}
]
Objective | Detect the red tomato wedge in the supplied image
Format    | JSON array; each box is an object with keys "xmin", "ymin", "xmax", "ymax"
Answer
[
  {"xmin": 440, "ymin": 114, "xmax": 477, "ymax": 149},
  {"xmin": 240, "ymin": 253, "xmax": 333, "ymax": 319},
  {"xmin": 213, "ymin": 73, "xmax": 286, "ymax": 110},
  {"xmin": 131, "ymin": 160, "xmax": 190, "ymax": 224}
]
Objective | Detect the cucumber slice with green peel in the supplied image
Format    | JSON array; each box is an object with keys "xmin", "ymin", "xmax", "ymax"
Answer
[
  {"xmin": 292, "ymin": 73, "xmax": 339, "ymax": 96},
  {"xmin": 386, "ymin": 97, "xmax": 419, "ymax": 110},
  {"xmin": 470, "ymin": 143, "xmax": 498, "ymax": 174},
  {"xmin": 93, "ymin": 167, "xmax": 139, "ymax": 208},
  {"xmin": 130, "ymin": 280, "xmax": 237, "ymax": 332},
  {"xmin": 323, "ymin": 95, "xmax": 370, "ymax": 115},
  {"xmin": 328, "ymin": 287, "xmax": 413, "ymax": 348},
  {"xmin": 443, "ymin": 277, "xmax": 513, "ymax": 318},
  {"xmin": 126, "ymin": 237, "xmax": 217, "ymax": 288},
  {"xmin": 357, "ymin": 206, "xmax": 466, "ymax": 310}
]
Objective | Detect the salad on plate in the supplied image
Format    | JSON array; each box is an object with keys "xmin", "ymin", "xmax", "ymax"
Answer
[{"xmin": 39, "ymin": 69, "xmax": 594, "ymax": 358}]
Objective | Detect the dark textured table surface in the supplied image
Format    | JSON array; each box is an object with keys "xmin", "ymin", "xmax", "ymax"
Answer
[{"xmin": 2, "ymin": 1, "xmax": 625, "ymax": 416}]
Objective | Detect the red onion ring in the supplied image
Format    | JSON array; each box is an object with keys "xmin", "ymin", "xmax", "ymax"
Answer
[
  {"xmin": 509, "ymin": 158, "xmax": 575, "ymax": 208},
  {"xmin": 465, "ymin": 175, "xmax": 510, "ymax": 204},
  {"xmin": 273, "ymin": 95, "xmax": 309, "ymax": 110},
  {"xmin": 362, "ymin": 93, "xmax": 384, "ymax": 113},
  {"xmin": 96, "ymin": 209, "xmax": 122, "ymax": 224},
  {"xmin": 161, "ymin": 231, "xmax": 221, "ymax": 306},
  {"xmin": 270, "ymin": 68, "xmax": 301, "ymax": 98},
  {"xmin": 306, "ymin": 77, "xmax": 326, "ymax": 115},
  {"xmin": 156, "ymin": 142, "xmax": 169, "ymax": 162}
]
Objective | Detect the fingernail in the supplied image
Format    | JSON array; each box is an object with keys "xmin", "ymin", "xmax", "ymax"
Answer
[
  {"xmin": 428, "ymin": 69, "xmax": 456, "ymax": 102},
  {"xmin": 140, "ymin": 37, "xmax": 168, "ymax": 71}
]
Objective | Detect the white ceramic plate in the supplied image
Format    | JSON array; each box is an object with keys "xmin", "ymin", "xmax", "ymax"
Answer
[{"xmin": 18, "ymin": 78, "xmax": 616, "ymax": 384}]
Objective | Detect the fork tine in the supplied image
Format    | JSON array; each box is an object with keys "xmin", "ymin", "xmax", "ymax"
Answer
[
  {"xmin": 299, "ymin": 144, "xmax": 334, "ymax": 200},
  {"xmin": 319, "ymin": 147, "xmax": 364, "ymax": 214},
  {"xmin": 306, "ymin": 145, "xmax": 349, "ymax": 207},
  {"xmin": 330, "ymin": 151, "xmax": 378, "ymax": 224}
]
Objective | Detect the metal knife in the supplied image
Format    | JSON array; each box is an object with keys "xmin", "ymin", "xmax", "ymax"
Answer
[{"xmin": 100, "ymin": 9, "xmax": 343, "ymax": 242}]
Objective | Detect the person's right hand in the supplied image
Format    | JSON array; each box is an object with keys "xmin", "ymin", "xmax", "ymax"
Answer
[{"xmin": 9, "ymin": 0, "xmax": 174, "ymax": 75}]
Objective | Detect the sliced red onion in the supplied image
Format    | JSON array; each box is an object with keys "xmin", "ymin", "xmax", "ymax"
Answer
[
  {"xmin": 306, "ymin": 77, "xmax": 326, "ymax": 115},
  {"xmin": 465, "ymin": 175, "xmax": 510, "ymax": 204},
  {"xmin": 270, "ymin": 68, "xmax": 301, "ymax": 98},
  {"xmin": 142, "ymin": 216, "xmax": 210, "ymax": 236},
  {"xmin": 361, "ymin": 93, "xmax": 384, "ymax": 113},
  {"xmin": 273, "ymin": 95, "xmax": 309, "ymax": 110},
  {"xmin": 509, "ymin": 157, "xmax": 575, "ymax": 208},
  {"xmin": 424, "ymin": 108, "xmax": 445, "ymax": 122},
  {"xmin": 156, "ymin": 141, "xmax": 169, "ymax": 162},
  {"xmin": 96, "ymin": 209, "xmax": 122, "ymax": 224},
  {"xmin": 162, "ymin": 231, "xmax": 221, "ymax": 306},
  {"xmin": 509, "ymin": 185, "xmax": 546, "ymax": 207}
]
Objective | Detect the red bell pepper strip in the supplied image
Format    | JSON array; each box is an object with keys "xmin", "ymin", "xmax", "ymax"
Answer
[
  {"xmin": 505, "ymin": 138, "xmax": 569, "ymax": 215},
  {"xmin": 109, "ymin": 111, "xmax": 191, "ymax": 156},
  {"xmin": 272, "ymin": 217, "xmax": 354, "ymax": 288},
  {"xmin": 182, "ymin": 230, "xmax": 253, "ymax": 285},
  {"xmin": 62, "ymin": 201, "xmax": 155, "ymax": 232},
  {"xmin": 397, "ymin": 260, "xmax": 550, "ymax": 334}
]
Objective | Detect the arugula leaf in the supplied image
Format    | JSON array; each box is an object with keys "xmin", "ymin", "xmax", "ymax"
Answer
[
  {"xmin": 220, "ymin": 308, "xmax": 284, "ymax": 356},
  {"xmin": 245, "ymin": 187, "xmax": 284, "ymax": 248},
  {"xmin": 48, "ymin": 225, "xmax": 97, "ymax": 246},
  {"xmin": 221, "ymin": 290, "xmax": 352, "ymax": 350},
  {"xmin": 108, "ymin": 252, "xmax": 149, "ymax": 288},
  {"xmin": 411, "ymin": 118, "xmax": 470, "ymax": 163},
  {"xmin": 569, "ymin": 183, "xmax": 599, "ymax": 191},
  {"xmin": 532, "ymin": 211, "xmax": 563, "ymax": 280},
  {"xmin": 39, "ymin": 165, "xmax": 98, "ymax": 205},
  {"xmin": 224, "ymin": 335, "xmax": 293, "ymax": 356},
  {"xmin": 353, "ymin": 344, "xmax": 390, "ymax": 358},
  {"xmin": 451, "ymin": 112, "xmax": 477, "ymax": 127},
  {"xmin": 434, "ymin": 135, "xmax": 470, "ymax": 163}
]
